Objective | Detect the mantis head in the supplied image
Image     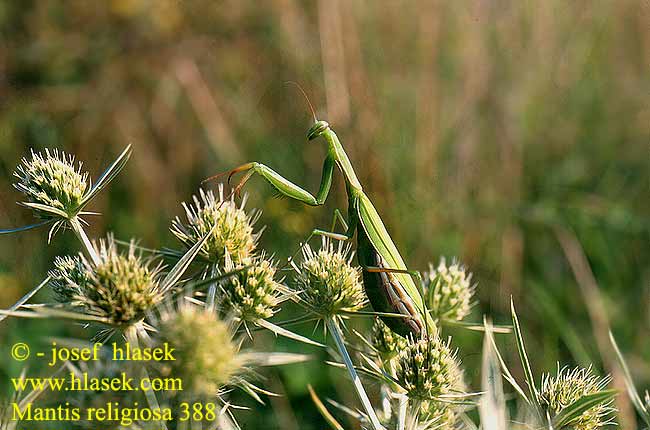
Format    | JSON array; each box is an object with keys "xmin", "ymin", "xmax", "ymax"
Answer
[{"xmin": 307, "ymin": 120, "xmax": 330, "ymax": 141}]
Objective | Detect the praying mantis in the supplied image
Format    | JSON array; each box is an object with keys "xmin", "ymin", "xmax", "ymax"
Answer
[{"xmin": 207, "ymin": 111, "xmax": 435, "ymax": 337}]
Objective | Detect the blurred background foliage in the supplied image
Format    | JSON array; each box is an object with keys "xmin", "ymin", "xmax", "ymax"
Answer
[{"xmin": 0, "ymin": 1, "xmax": 648, "ymax": 428}]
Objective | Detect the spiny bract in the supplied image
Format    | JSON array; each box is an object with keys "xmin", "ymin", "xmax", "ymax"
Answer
[
  {"xmin": 292, "ymin": 238, "xmax": 365, "ymax": 319},
  {"xmin": 423, "ymin": 258, "xmax": 475, "ymax": 321},
  {"xmin": 48, "ymin": 255, "xmax": 91, "ymax": 303},
  {"xmin": 158, "ymin": 303, "xmax": 240, "ymax": 398},
  {"xmin": 394, "ymin": 334, "xmax": 462, "ymax": 401},
  {"xmin": 171, "ymin": 186, "xmax": 259, "ymax": 266},
  {"xmin": 13, "ymin": 149, "xmax": 88, "ymax": 219},
  {"xmin": 220, "ymin": 255, "xmax": 284, "ymax": 322},
  {"xmin": 378, "ymin": 395, "xmax": 457, "ymax": 430},
  {"xmin": 418, "ymin": 400, "xmax": 458, "ymax": 429},
  {"xmin": 539, "ymin": 366, "xmax": 614, "ymax": 430}
]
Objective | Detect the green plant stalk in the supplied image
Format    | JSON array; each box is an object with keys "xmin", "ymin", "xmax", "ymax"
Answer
[
  {"xmin": 125, "ymin": 322, "xmax": 168, "ymax": 430},
  {"xmin": 326, "ymin": 318, "xmax": 385, "ymax": 430},
  {"xmin": 397, "ymin": 393, "xmax": 407, "ymax": 430},
  {"xmin": 206, "ymin": 262, "xmax": 218, "ymax": 311},
  {"xmin": 406, "ymin": 398, "xmax": 421, "ymax": 430},
  {"xmin": 68, "ymin": 216, "xmax": 100, "ymax": 266}
]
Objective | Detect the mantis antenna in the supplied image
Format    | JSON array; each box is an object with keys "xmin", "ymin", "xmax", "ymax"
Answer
[{"xmin": 284, "ymin": 81, "xmax": 317, "ymax": 123}]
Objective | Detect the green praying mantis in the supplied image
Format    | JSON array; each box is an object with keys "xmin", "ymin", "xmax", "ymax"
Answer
[{"xmin": 207, "ymin": 107, "xmax": 435, "ymax": 337}]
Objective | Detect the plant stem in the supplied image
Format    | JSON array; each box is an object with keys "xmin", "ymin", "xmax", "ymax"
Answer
[
  {"xmin": 206, "ymin": 262, "xmax": 218, "ymax": 311},
  {"xmin": 125, "ymin": 322, "xmax": 169, "ymax": 430},
  {"xmin": 326, "ymin": 318, "xmax": 385, "ymax": 430},
  {"xmin": 397, "ymin": 393, "xmax": 407, "ymax": 430},
  {"xmin": 69, "ymin": 216, "xmax": 100, "ymax": 266},
  {"xmin": 406, "ymin": 398, "xmax": 421, "ymax": 430}
]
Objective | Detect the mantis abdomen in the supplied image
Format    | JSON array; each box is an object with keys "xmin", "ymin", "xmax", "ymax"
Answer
[{"xmin": 357, "ymin": 228, "xmax": 424, "ymax": 336}]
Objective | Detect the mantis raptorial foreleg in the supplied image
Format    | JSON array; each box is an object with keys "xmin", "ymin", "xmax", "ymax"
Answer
[{"xmin": 206, "ymin": 155, "xmax": 336, "ymax": 206}]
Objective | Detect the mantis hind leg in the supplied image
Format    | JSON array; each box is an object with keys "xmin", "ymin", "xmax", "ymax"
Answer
[{"xmin": 364, "ymin": 266, "xmax": 423, "ymax": 287}]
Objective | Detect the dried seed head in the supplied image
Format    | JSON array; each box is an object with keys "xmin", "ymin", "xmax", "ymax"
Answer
[
  {"xmin": 371, "ymin": 318, "xmax": 407, "ymax": 362},
  {"xmin": 158, "ymin": 303, "xmax": 241, "ymax": 397},
  {"xmin": 71, "ymin": 237, "xmax": 162, "ymax": 326},
  {"xmin": 171, "ymin": 186, "xmax": 259, "ymax": 266},
  {"xmin": 539, "ymin": 366, "xmax": 614, "ymax": 430},
  {"xmin": 292, "ymin": 238, "xmax": 365, "ymax": 319},
  {"xmin": 423, "ymin": 258, "xmax": 475, "ymax": 321},
  {"xmin": 220, "ymin": 255, "xmax": 284, "ymax": 322},
  {"xmin": 48, "ymin": 255, "xmax": 91, "ymax": 303},
  {"xmin": 394, "ymin": 334, "xmax": 462, "ymax": 400},
  {"xmin": 13, "ymin": 149, "xmax": 88, "ymax": 219}
]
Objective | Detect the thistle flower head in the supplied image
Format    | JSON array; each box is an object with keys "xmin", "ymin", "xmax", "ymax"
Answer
[
  {"xmin": 539, "ymin": 366, "xmax": 614, "ymax": 430},
  {"xmin": 13, "ymin": 149, "xmax": 88, "ymax": 219},
  {"xmin": 423, "ymin": 258, "xmax": 475, "ymax": 321},
  {"xmin": 53, "ymin": 237, "xmax": 163, "ymax": 326},
  {"xmin": 220, "ymin": 255, "xmax": 285, "ymax": 323},
  {"xmin": 371, "ymin": 318, "xmax": 407, "ymax": 362},
  {"xmin": 157, "ymin": 302, "xmax": 241, "ymax": 398},
  {"xmin": 394, "ymin": 334, "xmax": 462, "ymax": 400},
  {"xmin": 171, "ymin": 186, "xmax": 259, "ymax": 265},
  {"xmin": 48, "ymin": 255, "xmax": 91, "ymax": 303},
  {"xmin": 292, "ymin": 238, "xmax": 365, "ymax": 319}
]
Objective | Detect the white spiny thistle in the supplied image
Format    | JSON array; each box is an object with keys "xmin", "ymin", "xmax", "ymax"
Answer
[
  {"xmin": 52, "ymin": 236, "xmax": 163, "ymax": 326},
  {"xmin": 423, "ymin": 258, "xmax": 475, "ymax": 322},
  {"xmin": 292, "ymin": 238, "xmax": 365, "ymax": 319},
  {"xmin": 13, "ymin": 148, "xmax": 88, "ymax": 219},
  {"xmin": 394, "ymin": 334, "xmax": 463, "ymax": 401},
  {"xmin": 539, "ymin": 365, "xmax": 615, "ymax": 430},
  {"xmin": 171, "ymin": 186, "xmax": 260, "ymax": 266},
  {"xmin": 371, "ymin": 317, "xmax": 407, "ymax": 362},
  {"xmin": 220, "ymin": 254, "xmax": 286, "ymax": 323},
  {"xmin": 156, "ymin": 302, "xmax": 242, "ymax": 398}
]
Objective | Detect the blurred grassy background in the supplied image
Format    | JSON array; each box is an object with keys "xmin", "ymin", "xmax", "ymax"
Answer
[{"xmin": 0, "ymin": 1, "xmax": 648, "ymax": 428}]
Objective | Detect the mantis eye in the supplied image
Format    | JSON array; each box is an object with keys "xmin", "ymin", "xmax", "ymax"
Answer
[{"xmin": 307, "ymin": 120, "xmax": 330, "ymax": 141}]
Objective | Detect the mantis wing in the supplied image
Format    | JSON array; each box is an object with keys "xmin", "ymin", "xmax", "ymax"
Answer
[{"xmin": 356, "ymin": 193, "xmax": 425, "ymax": 311}]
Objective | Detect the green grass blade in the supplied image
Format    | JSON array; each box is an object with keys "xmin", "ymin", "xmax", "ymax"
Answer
[
  {"xmin": 0, "ymin": 276, "xmax": 50, "ymax": 322},
  {"xmin": 308, "ymin": 385, "xmax": 345, "ymax": 430},
  {"xmin": 256, "ymin": 319, "xmax": 326, "ymax": 348},
  {"xmin": 609, "ymin": 331, "xmax": 650, "ymax": 426},
  {"xmin": 160, "ymin": 222, "xmax": 216, "ymax": 292},
  {"xmin": 551, "ymin": 389, "xmax": 617, "ymax": 428},
  {"xmin": 443, "ymin": 319, "xmax": 511, "ymax": 333},
  {"xmin": 480, "ymin": 320, "xmax": 508, "ymax": 430},
  {"xmin": 511, "ymin": 298, "xmax": 540, "ymax": 410},
  {"xmin": 485, "ymin": 316, "xmax": 531, "ymax": 405},
  {"xmin": 79, "ymin": 144, "xmax": 132, "ymax": 208}
]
